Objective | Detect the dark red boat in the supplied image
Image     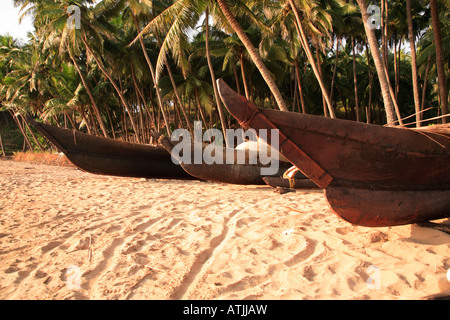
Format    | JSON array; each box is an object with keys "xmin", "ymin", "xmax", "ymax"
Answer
[
  {"xmin": 27, "ymin": 118, "xmax": 194, "ymax": 180},
  {"xmin": 153, "ymin": 132, "xmax": 293, "ymax": 185},
  {"xmin": 217, "ymin": 79, "xmax": 450, "ymax": 227}
]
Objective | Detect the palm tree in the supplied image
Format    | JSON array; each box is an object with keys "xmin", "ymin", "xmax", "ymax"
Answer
[
  {"xmin": 155, "ymin": 29, "xmax": 193, "ymax": 134},
  {"xmin": 417, "ymin": 2, "xmax": 448, "ymax": 120},
  {"xmin": 205, "ymin": 8, "xmax": 229, "ymax": 144},
  {"xmin": 33, "ymin": 0, "xmax": 111, "ymax": 137},
  {"xmin": 219, "ymin": 32, "xmax": 249, "ymax": 99},
  {"xmin": 67, "ymin": 43, "xmax": 110, "ymax": 137},
  {"xmin": 388, "ymin": 1, "xmax": 408, "ymax": 105},
  {"xmin": 123, "ymin": 0, "xmax": 173, "ymax": 135},
  {"xmin": 0, "ymin": 123, "xmax": 5, "ymax": 156},
  {"xmin": 180, "ymin": 61, "xmax": 214, "ymax": 130},
  {"xmin": 6, "ymin": 0, "xmax": 448, "ymax": 155},
  {"xmin": 215, "ymin": 0, "xmax": 289, "ymax": 112},
  {"xmin": 181, "ymin": 36, "xmax": 216, "ymax": 128},
  {"xmin": 406, "ymin": 0, "xmax": 421, "ymax": 127},
  {"xmin": 285, "ymin": 0, "xmax": 335, "ymax": 118},
  {"xmin": 130, "ymin": 0, "xmax": 233, "ymax": 139},
  {"xmin": 351, "ymin": 35, "xmax": 360, "ymax": 122},
  {"xmin": 430, "ymin": 0, "xmax": 448, "ymax": 123},
  {"xmin": 81, "ymin": 31, "xmax": 143, "ymax": 141},
  {"xmin": 355, "ymin": 0, "xmax": 397, "ymax": 125},
  {"xmin": 0, "ymin": 34, "xmax": 56, "ymax": 148}
]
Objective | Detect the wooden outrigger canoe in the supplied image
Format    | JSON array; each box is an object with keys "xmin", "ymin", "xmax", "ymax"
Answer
[
  {"xmin": 153, "ymin": 132, "xmax": 293, "ymax": 185},
  {"xmin": 217, "ymin": 79, "xmax": 450, "ymax": 227},
  {"xmin": 27, "ymin": 118, "xmax": 194, "ymax": 180}
]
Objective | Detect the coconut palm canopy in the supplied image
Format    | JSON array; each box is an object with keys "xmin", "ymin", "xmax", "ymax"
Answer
[{"xmin": 0, "ymin": 0, "xmax": 448, "ymax": 153}]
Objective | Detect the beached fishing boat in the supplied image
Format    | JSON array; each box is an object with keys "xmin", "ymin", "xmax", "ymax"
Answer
[
  {"xmin": 27, "ymin": 118, "xmax": 194, "ymax": 180},
  {"xmin": 217, "ymin": 79, "xmax": 450, "ymax": 227},
  {"xmin": 153, "ymin": 132, "xmax": 293, "ymax": 185}
]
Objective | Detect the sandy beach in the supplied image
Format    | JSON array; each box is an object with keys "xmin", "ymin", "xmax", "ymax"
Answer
[{"xmin": 0, "ymin": 158, "xmax": 449, "ymax": 300}]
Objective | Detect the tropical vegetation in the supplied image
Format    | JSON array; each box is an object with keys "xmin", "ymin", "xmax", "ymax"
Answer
[{"xmin": 0, "ymin": 0, "xmax": 448, "ymax": 154}]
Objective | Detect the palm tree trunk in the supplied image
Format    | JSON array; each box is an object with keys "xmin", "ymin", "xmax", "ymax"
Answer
[
  {"xmin": 240, "ymin": 54, "xmax": 250, "ymax": 99},
  {"xmin": 287, "ymin": 0, "xmax": 335, "ymax": 118},
  {"xmin": 216, "ymin": 0, "xmax": 288, "ymax": 112},
  {"xmin": 370, "ymin": 0, "xmax": 402, "ymax": 124},
  {"xmin": 205, "ymin": 8, "xmax": 229, "ymax": 146},
  {"xmin": 356, "ymin": 0, "xmax": 397, "ymax": 125},
  {"xmin": 67, "ymin": 113, "xmax": 77, "ymax": 130},
  {"xmin": 172, "ymin": 96, "xmax": 183, "ymax": 129},
  {"xmin": 393, "ymin": 31, "xmax": 398, "ymax": 103},
  {"xmin": 430, "ymin": 0, "xmax": 448, "ymax": 123},
  {"xmin": 292, "ymin": 73, "xmax": 298, "ymax": 111},
  {"xmin": 78, "ymin": 108, "xmax": 92, "ymax": 135},
  {"xmin": 366, "ymin": 42, "xmax": 373, "ymax": 124},
  {"xmin": 194, "ymin": 87, "xmax": 208, "ymax": 129},
  {"xmin": 104, "ymin": 105, "xmax": 116, "ymax": 139},
  {"xmin": 396, "ymin": 40, "xmax": 401, "ymax": 99},
  {"xmin": 406, "ymin": 0, "xmax": 421, "ymax": 127},
  {"xmin": 133, "ymin": 69, "xmax": 157, "ymax": 132},
  {"xmin": 164, "ymin": 60, "xmax": 192, "ymax": 133},
  {"xmin": 131, "ymin": 63, "xmax": 146, "ymax": 142},
  {"xmin": 381, "ymin": 0, "xmax": 389, "ymax": 69},
  {"xmin": 294, "ymin": 58, "xmax": 306, "ymax": 114},
  {"xmin": 352, "ymin": 36, "xmax": 360, "ymax": 122},
  {"xmin": 315, "ymin": 43, "xmax": 328, "ymax": 117},
  {"xmin": 23, "ymin": 118, "xmax": 45, "ymax": 152},
  {"xmin": 232, "ymin": 65, "xmax": 241, "ymax": 95},
  {"xmin": 384, "ymin": 65, "xmax": 404, "ymax": 125},
  {"xmin": 0, "ymin": 125, "xmax": 6, "ymax": 156},
  {"xmin": 421, "ymin": 57, "xmax": 431, "ymax": 112},
  {"xmin": 67, "ymin": 47, "xmax": 109, "ymax": 138},
  {"xmin": 329, "ymin": 37, "xmax": 340, "ymax": 106},
  {"xmin": 9, "ymin": 110, "xmax": 32, "ymax": 150}
]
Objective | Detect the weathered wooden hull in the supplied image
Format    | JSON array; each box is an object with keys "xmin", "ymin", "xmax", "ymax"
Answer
[
  {"xmin": 218, "ymin": 79, "xmax": 450, "ymax": 227},
  {"xmin": 182, "ymin": 161, "xmax": 292, "ymax": 185},
  {"xmin": 27, "ymin": 119, "xmax": 194, "ymax": 180},
  {"xmin": 154, "ymin": 133, "xmax": 293, "ymax": 185},
  {"xmin": 325, "ymin": 187, "xmax": 450, "ymax": 227}
]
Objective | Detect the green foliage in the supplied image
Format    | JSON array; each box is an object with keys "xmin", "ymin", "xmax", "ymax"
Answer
[{"xmin": 1, "ymin": 0, "xmax": 448, "ymax": 150}]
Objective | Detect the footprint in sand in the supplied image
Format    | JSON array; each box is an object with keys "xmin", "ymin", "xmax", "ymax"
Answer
[
  {"xmin": 137, "ymin": 205, "xmax": 153, "ymax": 211},
  {"xmin": 105, "ymin": 225, "xmax": 122, "ymax": 233},
  {"xmin": 335, "ymin": 227, "xmax": 352, "ymax": 235},
  {"xmin": 302, "ymin": 265, "xmax": 317, "ymax": 282},
  {"xmin": 34, "ymin": 270, "xmax": 48, "ymax": 279},
  {"xmin": 235, "ymin": 217, "xmax": 258, "ymax": 228},
  {"xmin": 41, "ymin": 241, "xmax": 64, "ymax": 254},
  {"xmin": 6, "ymin": 261, "xmax": 39, "ymax": 285},
  {"xmin": 5, "ymin": 265, "xmax": 20, "ymax": 274}
]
